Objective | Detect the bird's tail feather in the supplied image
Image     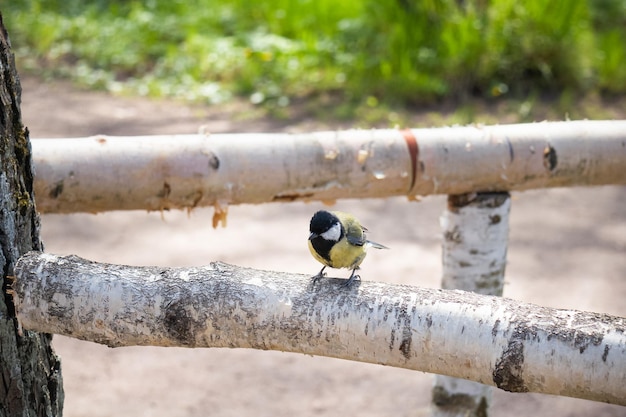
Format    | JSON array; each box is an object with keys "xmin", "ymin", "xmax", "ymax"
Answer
[{"xmin": 367, "ymin": 240, "xmax": 389, "ymax": 249}]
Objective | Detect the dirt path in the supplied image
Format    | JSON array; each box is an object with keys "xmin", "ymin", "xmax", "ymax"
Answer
[{"xmin": 20, "ymin": 76, "xmax": 625, "ymax": 417}]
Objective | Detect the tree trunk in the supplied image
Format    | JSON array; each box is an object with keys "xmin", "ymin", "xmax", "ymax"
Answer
[{"xmin": 0, "ymin": 13, "xmax": 63, "ymax": 417}]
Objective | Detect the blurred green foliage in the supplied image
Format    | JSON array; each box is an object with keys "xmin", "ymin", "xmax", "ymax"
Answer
[{"xmin": 3, "ymin": 0, "xmax": 625, "ymax": 108}]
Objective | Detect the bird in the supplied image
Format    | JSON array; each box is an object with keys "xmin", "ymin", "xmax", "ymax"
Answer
[{"xmin": 308, "ymin": 210, "xmax": 388, "ymax": 287}]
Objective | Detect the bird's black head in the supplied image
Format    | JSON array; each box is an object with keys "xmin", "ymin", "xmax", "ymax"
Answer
[{"xmin": 309, "ymin": 210, "xmax": 342, "ymax": 242}]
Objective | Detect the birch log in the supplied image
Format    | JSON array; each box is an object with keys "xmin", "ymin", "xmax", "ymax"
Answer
[
  {"xmin": 31, "ymin": 120, "xmax": 626, "ymax": 214},
  {"xmin": 13, "ymin": 252, "xmax": 626, "ymax": 406},
  {"xmin": 432, "ymin": 192, "xmax": 511, "ymax": 417}
]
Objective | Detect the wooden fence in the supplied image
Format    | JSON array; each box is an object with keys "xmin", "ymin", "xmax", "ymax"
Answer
[{"xmin": 11, "ymin": 120, "xmax": 626, "ymax": 415}]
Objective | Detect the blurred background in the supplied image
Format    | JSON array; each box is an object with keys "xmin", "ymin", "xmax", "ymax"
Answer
[
  {"xmin": 3, "ymin": 0, "xmax": 626, "ymax": 125},
  {"xmin": 3, "ymin": 1, "xmax": 626, "ymax": 416}
]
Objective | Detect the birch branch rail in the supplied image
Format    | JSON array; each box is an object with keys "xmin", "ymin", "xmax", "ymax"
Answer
[
  {"xmin": 13, "ymin": 252, "xmax": 626, "ymax": 405},
  {"xmin": 31, "ymin": 120, "xmax": 626, "ymax": 213}
]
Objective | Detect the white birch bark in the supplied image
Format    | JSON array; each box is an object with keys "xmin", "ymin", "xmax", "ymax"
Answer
[
  {"xmin": 439, "ymin": 193, "xmax": 510, "ymax": 295},
  {"xmin": 433, "ymin": 193, "xmax": 511, "ymax": 417},
  {"xmin": 12, "ymin": 252, "xmax": 626, "ymax": 406},
  {"xmin": 31, "ymin": 120, "xmax": 626, "ymax": 214}
]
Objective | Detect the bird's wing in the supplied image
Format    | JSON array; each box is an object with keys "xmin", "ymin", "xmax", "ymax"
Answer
[
  {"xmin": 334, "ymin": 212, "xmax": 367, "ymax": 246},
  {"xmin": 346, "ymin": 232, "xmax": 367, "ymax": 246},
  {"xmin": 345, "ymin": 221, "xmax": 367, "ymax": 246}
]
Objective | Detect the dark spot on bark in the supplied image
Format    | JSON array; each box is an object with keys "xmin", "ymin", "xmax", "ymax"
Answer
[
  {"xmin": 577, "ymin": 333, "xmax": 588, "ymax": 353},
  {"xmin": 425, "ymin": 313, "xmax": 433, "ymax": 328},
  {"xmin": 49, "ymin": 181, "xmax": 63, "ymax": 199},
  {"xmin": 164, "ymin": 300, "xmax": 193, "ymax": 345},
  {"xmin": 492, "ymin": 319, "xmax": 501, "ymax": 338},
  {"xmin": 573, "ymin": 328, "xmax": 604, "ymax": 354},
  {"xmin": 272, "ymin": 192, "xmax": 314, "ymax": 202},
  {"xmin": 157, "ymin": 181, "xmax": 171, "ymax": 198},
  {"xmin": 399, "ymin": 335, "xmax": 411, "ymax": 360},
  {"xmin": 489, "ymin": 214, "xmax": 501, "ymax": 225},
  {"xmin": 543, "ymin": 145, "xmax": 557, "ymax": 172},
  {"xmin": 602, "ymin": 345, "xmax": 610, "ymax": 362},
  {"xmin": 207, "ymin": 152, "xmax": 220, "ymax": 170},
  {"xmin": 397, "ymin": 305, "xmax": 413, "ymax": 360},
  {"xmin": 475, "ymin": 192, "xmax": 510, "ymax": 208},
  {"xmin": 493, "ymin": 339, "xmax": 528, "ymax": 392},
  {"xmin": 448, "ymin": 192, "xmax": 510, "ymax": 214},
  {"xmin": 389, "ymin": 328, "xmax": 396, "ymax": 351},
  {"xmin": 388, "ymin": 303, "xmax": 413, "ymax": 360},
  {"xmin": 448, "ymin": 193, "xmax": 477, "ymax": 209},
  {"xmin": 506, "ymin": 136, "xmax": 514, "ymax": 163},
  {"xmin": 432, "ymin": 386, "xmax": 489, "ymax": 417},
  {"xmin": 444, "ymin": 226, "xmax": 462, "ymax": 244}
]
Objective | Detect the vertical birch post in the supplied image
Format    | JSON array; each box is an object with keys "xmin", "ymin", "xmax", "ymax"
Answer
[{"xmin": 432, "ymin": 192, "xmax": 511, "ymax": 417}]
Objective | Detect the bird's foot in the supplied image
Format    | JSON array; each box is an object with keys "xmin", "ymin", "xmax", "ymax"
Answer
[
  {"xmin": 311, "ymin": 266, "xmax": 327, "ymax": 284},
  {"xmin": 341, "ymin": 270, "xmax": 361, "ymax": 288}
]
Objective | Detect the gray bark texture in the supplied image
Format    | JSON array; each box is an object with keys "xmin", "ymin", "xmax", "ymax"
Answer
[
  {"xmin": 13, "ymin": 252, "xmax": 626, "ymax": 406},
  {"xmin": 0, "ymin": 14, "xmax": 63, "ymax": 417}
]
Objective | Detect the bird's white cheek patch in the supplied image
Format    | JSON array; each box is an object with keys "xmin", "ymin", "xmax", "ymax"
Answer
[{"xmin": 321, "ymin": 223, "xmax": 342, "ymax": 241}]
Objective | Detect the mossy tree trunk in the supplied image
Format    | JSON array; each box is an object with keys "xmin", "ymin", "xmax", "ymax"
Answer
[{"xmin": 0, "ymin": 13, "xmax": 63, "ymax": 417}]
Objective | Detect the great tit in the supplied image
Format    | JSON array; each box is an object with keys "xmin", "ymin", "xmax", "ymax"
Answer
[{"xmin": 308, "ymin": 210, "xmax": 388, "ymax": 286}]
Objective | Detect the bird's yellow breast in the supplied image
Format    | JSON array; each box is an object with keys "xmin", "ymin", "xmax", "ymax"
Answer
[
  {"xmin": 329, "ymin": 238, "xmax": 367, "ymax": 269},
  {"xmin": 309, "ymin": 237, "xmax": 367, "ymax": 270}
]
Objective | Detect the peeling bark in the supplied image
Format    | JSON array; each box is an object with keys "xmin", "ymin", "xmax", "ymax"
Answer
[
  {"xmin": 13, "ymin": 252, "xmax": 626, "ymax": 406},
  {"xmin": 30, "ymin": 120, "xmax": 626, "ymax": 213},
  {"xmin": 0, "ymin": 14, "xmax": 63, "ymax": 417}
]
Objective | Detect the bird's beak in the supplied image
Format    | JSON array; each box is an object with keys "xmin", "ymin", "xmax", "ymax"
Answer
[{"xmin": 308, "ymin": 232, "xmax": 318, "ymax": 240}]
